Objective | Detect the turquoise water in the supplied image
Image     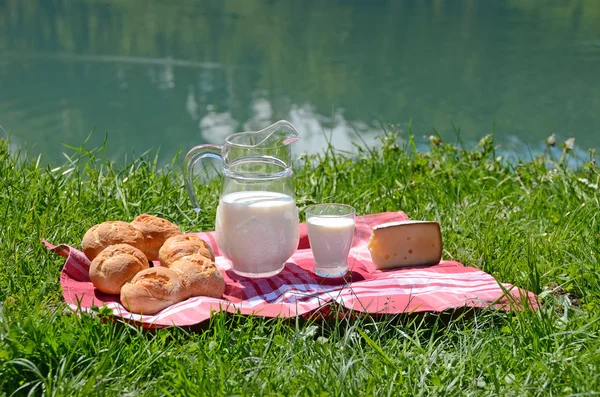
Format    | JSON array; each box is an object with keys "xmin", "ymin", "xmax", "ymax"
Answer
[{"xmin": 1, "ymin": 0, "xmax": 599, "ymax": 164}]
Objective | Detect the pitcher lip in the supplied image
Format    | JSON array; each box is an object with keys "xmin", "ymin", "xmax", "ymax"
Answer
[
  {"xmin": 225, "ymin": 132, "xmax": 300, "ymax": 149},
  {"xmin": 225, "ymin": 131, "xmax": 277, "ymax": 148}
]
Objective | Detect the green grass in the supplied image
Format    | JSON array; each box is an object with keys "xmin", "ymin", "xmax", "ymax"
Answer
[{"xmin": 0, "ymin": 131, "xmax": 599, "ymax": 396}]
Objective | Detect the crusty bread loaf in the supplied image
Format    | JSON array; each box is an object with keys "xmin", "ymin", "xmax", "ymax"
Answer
[
  {"xmin": 120, "ymin": 267, "xmax": 184, "ymax": 315},
  {"xmin": 159, "ymin": 234, "xmax": 215, "ymax": 266},
  {"xmin": 130, "ymin": 214, "xmax": 182, "ymax": 261},
  {"xmin": 82, "ymin": 221, "xmax": 146, "ymax": 261},
  {"xmin": 89, "ymin": 244, "xmax": 149, "ymax": 295},
  {"xmin": 170, "ymin": 255, "xmax": 225, "ymax": 300}
]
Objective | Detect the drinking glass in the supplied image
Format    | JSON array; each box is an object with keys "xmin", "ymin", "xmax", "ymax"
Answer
[{"xmin": 305, "ymin": 204, "xmax": 356, "ymax": 277}]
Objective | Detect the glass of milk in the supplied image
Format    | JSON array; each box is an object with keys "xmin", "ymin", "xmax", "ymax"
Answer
[{"xmin": 305, "ymin": 203, "xmax": 356, "ymax": 277}]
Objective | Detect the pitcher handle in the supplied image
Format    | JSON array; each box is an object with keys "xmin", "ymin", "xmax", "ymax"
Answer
[{"xmin": 183, "ymin": 144, "xmax": 223, "ymax": 212}]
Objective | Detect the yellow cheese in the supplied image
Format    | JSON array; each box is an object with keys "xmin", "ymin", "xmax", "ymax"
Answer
[{"xmin": 367, "ymin": 220, "xmax": 443, "ymax": 269}]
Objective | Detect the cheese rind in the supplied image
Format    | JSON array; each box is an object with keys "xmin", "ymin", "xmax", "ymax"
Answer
[{"xmin": 367, "ymin": 220, "xmax": 443, "ymax": 269}]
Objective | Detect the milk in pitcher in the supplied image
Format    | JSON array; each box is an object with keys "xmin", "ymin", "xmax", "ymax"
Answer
[{"xmin": 215, "ymin": 191, "xmax": 299, "ymax": 277}]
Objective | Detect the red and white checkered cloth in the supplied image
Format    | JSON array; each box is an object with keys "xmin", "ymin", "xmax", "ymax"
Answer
[{"xmin": 44, "ymin": 211, "xmax": 538, "ymax": 327}]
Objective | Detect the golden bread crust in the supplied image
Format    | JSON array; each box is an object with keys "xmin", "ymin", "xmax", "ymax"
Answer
[
  {"xmin": 170, "ymin": 255, "xmax": 225, "ymax": 300},
  {"xmin": 120, "ymin": 267, "xmax": 183, "ymax": 315},
  {"xmin": 159, "ymin": 234, "xmax": 215, "ymax": 266},
  {"xmin": 89, "ymin": 244, "xmax": 149, "ymax": 295},
  {"xmin": 130, "ymin": 214, "xmax": 182, "ymax": 261},
  {"xmin": 82, "ymin": 221, "xmax": 146, "ymax": 261}
]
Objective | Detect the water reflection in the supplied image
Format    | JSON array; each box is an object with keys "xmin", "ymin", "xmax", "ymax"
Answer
[{"xmin": 0, "ymin": 0, "xmax": 598, "ymax": 164}]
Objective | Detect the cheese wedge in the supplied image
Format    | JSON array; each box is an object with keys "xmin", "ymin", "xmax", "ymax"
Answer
[{"xmin": 367, "ymin": 220, "xmax": 443, "ymax": 269}]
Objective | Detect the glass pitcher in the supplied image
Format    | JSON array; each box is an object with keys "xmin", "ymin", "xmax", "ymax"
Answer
[{"xmin": 183, "ymin": 120, "xmax": 301, "ymax": 278}]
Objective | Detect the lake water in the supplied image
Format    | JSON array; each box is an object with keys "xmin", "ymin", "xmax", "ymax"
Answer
[{"xmin": 1, "ymin": 0, "xmax": 599, "ymax": 164}]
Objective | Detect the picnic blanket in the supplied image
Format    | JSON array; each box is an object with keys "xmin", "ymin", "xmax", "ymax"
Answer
[{"xmin": 44, "ymin": 211, "xmax": 538, "ymax": 327}]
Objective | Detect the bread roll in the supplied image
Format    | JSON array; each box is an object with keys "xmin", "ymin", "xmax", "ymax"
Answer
[
  {"xmin": 159, "ymin": 234, "xmax": 215, "ymax": 266},
  {"xmin": 82, "ymin": 221, "xmax": 146, "ymax": 261},
  {"xmin": 89, "ymin": 244, "xmax": 149, "ymax": 295},
  {"xmin": 120, "ymin": 267, "xmax": 184, "ymax": 315},
  {"xmin": 170, "ymin": 255, "xmax": 225, "ymax": 300},
  {"xmin": 130, "ymin": 214, "xmax": 182, "ymax": 261}
]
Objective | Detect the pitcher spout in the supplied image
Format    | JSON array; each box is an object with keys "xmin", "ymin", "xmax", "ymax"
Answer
[
  {"xmin": 259, "ymin": 120, "xmax": 300, "ymax": 147},
  {"xmin": 227, "ymin": 120, "xmax": 300, "ymax": 148}
]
